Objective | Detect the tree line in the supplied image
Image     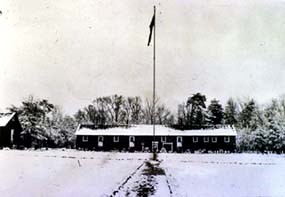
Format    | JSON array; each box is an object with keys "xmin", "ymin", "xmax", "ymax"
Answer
[
  {"xmin": 7, "ymin": 93, "xmax": 285, "ymax": 152},
  {"xmin": 74, "ymin": 95, "xmax": 174, "ymax": 126}
]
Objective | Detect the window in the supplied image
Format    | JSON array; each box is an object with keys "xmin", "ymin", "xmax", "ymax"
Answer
[
  {"xmin": 98, "ymin": 136, "xmax": 104, "ymax": 142},
  {"xmin": 177, "ymin": 136, "xmax": 182, "ymax": 143},
  {"xmin": 82, "ymin": 136, "xmax": 88, "ymax": 142},
  {"xmin": 193, "ymin": 136, "xmax": 198, "ymax": 143},
  {"xmin": 211, "ymin": 137, "xmax": 217, "ymax": 143},
  {"xmin": 130, "ymin": 136, "xmax": 135, "ymax": 142},
  {"xmin": 204, "ymin": 136, "xmax": 209, "ymax": 143},
  {"xmin": 11, "ymin": 129, "xmax": 14, "ymax": 142},
  {"xmin": 224, "ymin": 136, "xmax": 230, "ymax": 143},
  {"xmin": 129, "ymin": 136, "xmax": 135, "ymax": 148},
  {"xmin": 113, "ymin": 136, "xmax": 119, "ymax": 142},
  {"xmin": 98, "ymin": 136, "xmax": 104, "ymax": 147},
  {"xmin": 161, "ymin": 136, "xmax": 166, "ymax": 143}
]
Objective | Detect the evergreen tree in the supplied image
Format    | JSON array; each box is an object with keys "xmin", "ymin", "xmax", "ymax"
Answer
[
  {"xmin": 186, "ymin": 93, "xmax": 207, "ymax": 128},
  {"xmin": 238, "ymin": 99, "xmax": 260, "ymax": 129},
  {"xmin": 207, "ymin": 99, "xmax": 224, "ymax": 125},
  {"xmin": 224, "ymin": 98, "xmax": 239, "ymax": 126},
  {"xmin": 8, "ymin": 96, "xmax": 55, "ymax": 148},
  {"xmin": 74, "ymin": 109, "xmax": 87, "ymax": 124},
  {"xmin": 50, "ymin": 107, "xmax": 76, "ymax": 147}
]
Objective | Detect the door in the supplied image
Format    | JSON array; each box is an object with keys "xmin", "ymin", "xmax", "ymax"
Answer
[
  {"xmin": 162, "ymin": 143, "xmax": 173, "ymax": 153},
  {"xmin": 152, "ymin": 141, "xmax": 158, "ymax": 152}
]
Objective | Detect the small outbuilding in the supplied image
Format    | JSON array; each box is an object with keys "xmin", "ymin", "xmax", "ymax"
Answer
[
  {"xmin": 75, "ymin": 124, "xmax": 237, "ymax": 153},
  {"xmin": 0, "ymin": 112, "xmax": 22, "ymax": 148}
]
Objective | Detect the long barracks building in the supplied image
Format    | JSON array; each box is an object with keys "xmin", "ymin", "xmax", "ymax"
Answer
[{"xmin": 75, "ymin": 124, "xmax": 237, "ymax": 153}]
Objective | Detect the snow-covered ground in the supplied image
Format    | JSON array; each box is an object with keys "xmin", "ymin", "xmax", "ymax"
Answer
[
  {"xmin": 160, "ymin": 153, "xmax": 285, "ymax": 197},
  {"xmin": 0, "ymin": 150, "xmax": 151, "ymax": 197},
  {"xmin": 1, "ymin": 150, "xmax": 285, "ymax": 197}
]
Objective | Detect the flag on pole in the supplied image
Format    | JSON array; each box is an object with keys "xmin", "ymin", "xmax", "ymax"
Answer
[{"xmin": 147, "ymin": 14, "xmax": 155, "ymax": 46}]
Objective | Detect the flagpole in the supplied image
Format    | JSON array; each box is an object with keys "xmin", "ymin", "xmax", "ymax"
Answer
[{"xmin": 152, "ymin": 6, "xmax": 156, "ymax": 149}]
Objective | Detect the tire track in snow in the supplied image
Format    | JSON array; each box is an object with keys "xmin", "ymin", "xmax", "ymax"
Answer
[
  {"xmin": 13, "ymin": 153, "xmax": 148, "ymax": 162},
  {"xmin": 164, "ymin": 170, "xmax": 173, "ymax": 195},
  {"xmin": 159, "ymin": 159, "xmax": 174, "ymax": 196},
  {"xmin": 111, "ymin": 161, "xmax": 145, "ymax": 196},
  {"xmin": 179, "ymin": 160, "xmax": 276, "ymax": 165}
]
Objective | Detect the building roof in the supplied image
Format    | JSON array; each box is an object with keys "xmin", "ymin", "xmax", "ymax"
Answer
[
  {"xmin": 0, "ymin": 112, "xmax": 16, "ymax": 127},
  {"xmin": 75, "ymin": 124, "xmax": 237, "ymax": 137}
]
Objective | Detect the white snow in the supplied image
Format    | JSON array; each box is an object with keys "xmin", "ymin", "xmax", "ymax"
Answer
[
  {"xmin": 1, "ymin": 150, "xmax": 285, "ymax": 196},
  {"xmin": 75, "ymin": 124, "xmax": 237, "ymax": 136},
  {"xmin": 0, "ymin": 150, "xmax": 151, "ymax": 197},
  {"xmin": 159, "ymin": 153, "xmax": 285, "ymax": 197},
  {"xmin": 0, "ymin": 113, "xmax": 15, "ymax": 127}
]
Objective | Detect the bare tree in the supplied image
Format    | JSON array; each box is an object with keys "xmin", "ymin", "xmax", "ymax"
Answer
[
  {"xmin": 122, "ymin": 97, "xmax": 132, "ymax": 125},
  {"xmin": 156, "ymin": 104, "xmax": 172, "ymax": 125},
  {"xmin": 110, "ymin": 95, "xmax": 125, "ymax": 124},
  {"xmin": 131, "ymin": 96, "xmax": 143, "ymax": 124},
  {"xmin": 142, "ymin": 97, "xmax": 173, "ymax": 125},
  {"xmin": 142, "ymin": 97, "xmax": 157, "ymax": 124},
  {"xmin": 177, "ymin": 103, "xmax": 187, "ymax": 126}
]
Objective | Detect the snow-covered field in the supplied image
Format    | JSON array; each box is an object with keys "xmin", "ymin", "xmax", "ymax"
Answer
[
  {"xmin": 0, "ymin": 150, "xmax": 151, "ymax": 197},
  {"xmin": 1, "ymin": 150, "xmax": 285, "ymax": 197},
  {"xmin": 160, "ymin": 153, "xmax": 285, "ymax": 197}
]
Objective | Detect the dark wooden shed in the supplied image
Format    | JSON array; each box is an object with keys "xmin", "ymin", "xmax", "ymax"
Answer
[{"xmin": 0, "ymin": 113, "xmax": 22, "ymax": 148}]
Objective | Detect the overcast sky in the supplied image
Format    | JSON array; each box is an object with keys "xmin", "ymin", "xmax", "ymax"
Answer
[{"xmin": 1, "ymin": 0, "xmax": 285, "ymax": 114}]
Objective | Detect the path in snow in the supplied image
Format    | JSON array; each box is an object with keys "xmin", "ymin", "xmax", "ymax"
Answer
[{"xmin": 112, "ymin": 153, "xmax": 173, "ymax": 197}]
